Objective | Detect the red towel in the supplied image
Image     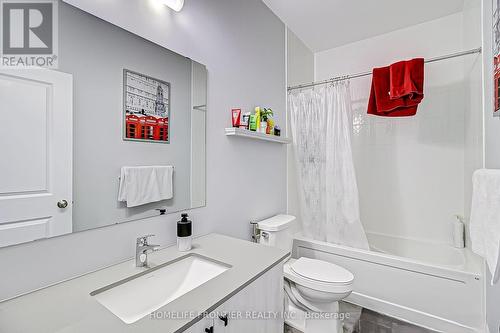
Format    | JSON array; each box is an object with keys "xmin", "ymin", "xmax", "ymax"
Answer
[
  {"xmin": 367, "ymin": 58, "xmax": 424, "ymax": 117},
  {"xmin": 390, "ymin": 58, "xmax": 424, "ymax": 101}
]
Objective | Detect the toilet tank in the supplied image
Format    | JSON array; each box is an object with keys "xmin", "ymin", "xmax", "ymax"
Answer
[{"xmin": 257, "ymin": 215, "xmax": 296, "ymax": 252}]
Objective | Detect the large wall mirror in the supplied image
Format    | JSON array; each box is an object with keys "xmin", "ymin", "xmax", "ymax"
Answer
[{"xmin": 0, "ymin": 1, "xmax": 207, "ymax": 248}]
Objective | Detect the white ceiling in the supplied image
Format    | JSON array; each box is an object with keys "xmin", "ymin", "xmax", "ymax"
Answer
[{"xmin": 262, "ymin": 0, "xmax": 465, "ymax": 52}]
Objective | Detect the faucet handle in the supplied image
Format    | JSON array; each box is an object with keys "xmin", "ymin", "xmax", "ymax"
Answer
[{"xmin": 137, "ymin": 234, "xmax": 155, "ymax": 245}]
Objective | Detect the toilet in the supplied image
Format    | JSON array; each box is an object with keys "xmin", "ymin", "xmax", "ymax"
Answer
[{"xmin": 257, "ymin": 215, "xmax": 354, "ymax": 333}]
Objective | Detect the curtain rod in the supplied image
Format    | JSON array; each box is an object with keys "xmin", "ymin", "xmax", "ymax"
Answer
[{"xmin": 287, "ymin": 47, "xmax": 482, "ymax": 91}]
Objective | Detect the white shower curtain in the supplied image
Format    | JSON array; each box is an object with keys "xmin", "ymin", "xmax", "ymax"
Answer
[{"xmin": 289, "ymin": 82, "xmax": 369, "ymax": 250}]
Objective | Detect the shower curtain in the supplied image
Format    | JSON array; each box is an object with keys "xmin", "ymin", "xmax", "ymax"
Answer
[{"xmin": 289, "ymin": 82, "xmax": 369, "ymax": 250}]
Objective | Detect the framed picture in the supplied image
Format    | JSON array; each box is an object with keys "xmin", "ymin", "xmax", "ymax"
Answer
[
  {"xmin": 494, "ymin": 0, "xmax": 500, "ymax": 116},
  {"xmin": 123, "ymin": 69, "xmax": 171, "ymax": 143}
]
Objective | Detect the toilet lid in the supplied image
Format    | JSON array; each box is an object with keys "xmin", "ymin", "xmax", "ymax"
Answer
[{"xmin": 290, "ymin": 258, "xmax": 354, "ymax": 284}]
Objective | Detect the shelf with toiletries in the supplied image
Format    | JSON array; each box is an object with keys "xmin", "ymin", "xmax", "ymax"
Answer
[
  {"xmin": 226, "ymin": 107, "xmax": 291, "ymax": 144},
  {"xmin": 225, "ymin": 127, "xmax": 291, "ymax": 144}
]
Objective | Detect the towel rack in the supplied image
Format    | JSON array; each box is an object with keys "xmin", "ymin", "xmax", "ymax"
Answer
[{"xmin": 287, "ymin": 47, "xmax": 482, "ymax": 91}]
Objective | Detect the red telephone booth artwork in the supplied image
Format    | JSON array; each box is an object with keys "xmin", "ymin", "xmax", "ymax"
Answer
[
  {"xmin": 156, "ymin": 117, "xmax": 169, "ymax": 141},
  {"xmin": 140, "ymin": 116, "xmax": 159, "ymax": 140},
  {"xmin": 494, "ymin": 1, "xmax": 500, "ymax": 117},
  {"xmin": 495, "ymin": 56, "xmax": 500, "ymax": 113},
  {"xmin": 123, "ymin": 69, "xmax": 170, "ymax": 143},
  {"xmin": 125, "ymin": 115, "xmax": 141, "ymax": 139}
]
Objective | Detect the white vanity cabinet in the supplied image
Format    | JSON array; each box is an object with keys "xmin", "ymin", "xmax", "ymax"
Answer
[
  {"xmin": 0, "ymin": 235, "xmax": 289, "ymax": 333},
  {"xmin": 184, "ymin": 262, "xmax": 284, "ymax": 333},
  {"xmin": 182, "ymin": 316, "xmax": 213, "ymax": 333}
]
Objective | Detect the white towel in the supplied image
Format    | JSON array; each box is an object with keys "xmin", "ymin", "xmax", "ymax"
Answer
[
  {"xmin": 118, "ymin": 166, "xmax": 173, "ymax": 208},
  {"xmin": 470, "ymin": 169, "xmax": 500, "ymax": 284}
]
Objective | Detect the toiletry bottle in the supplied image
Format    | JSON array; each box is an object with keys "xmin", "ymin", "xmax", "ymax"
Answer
[
  {"xmin": 255, "ymin": 107, "xmax": 261, "ymax": 131},
  {"xmin": 267, "ymin": 118, "xmax": 275, "ymax": 135},
  {"xmin": 241, "ymin": 112, "xmax": 251, "ymax": 129},
  {"xmin": 177, "ymin": 213, "xmax": 192, "ymax": 251},
  {"xmin": 249, "ymin": 114, "xmax": 257, "ymax": 131},
  {"xmin": 231, "ymin": 109, "xmax": 241, "ymax": 127}
]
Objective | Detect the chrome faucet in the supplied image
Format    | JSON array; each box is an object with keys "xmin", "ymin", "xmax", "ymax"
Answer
[
  {"xmin": 250, "ymin": 221, "xmax": 260, "ymax": 243},
  {"xmin": 136, "ymin": 234, "xmax": 160, "ymax": 267}
]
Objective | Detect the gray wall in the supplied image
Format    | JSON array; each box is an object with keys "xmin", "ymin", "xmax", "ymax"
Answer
[
  {"xmin": 59, "ymin": 3, "xmax": 193, "ymax": 231},
  {"xmin": 286, "ymin": 29, "xmax": 314, "ymax": 224},
  {"xmin": 0, "ymin": 0, "xmax": 286, "ymax": 301},
  {"xmin": 286, "ymin": 29, "xmax": 315, "ymax": 87}
]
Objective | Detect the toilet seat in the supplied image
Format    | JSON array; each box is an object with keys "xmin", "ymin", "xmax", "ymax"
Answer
[
  {"xmin": 291, "ymin": 257, "xmax": 354, "ymax": 285},
  {"xmin": 285, "ymin": 279, "xmax": 323, "ymax": 313},
  {"xmin": 284, "ymin": 258, "xmax": 354, "ymax": 294}
]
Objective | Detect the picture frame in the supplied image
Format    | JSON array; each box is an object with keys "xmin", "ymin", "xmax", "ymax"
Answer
[
  {"xmin": 494, "ymin": 0, "xmax": 500, "ymax": 116},
  {"xmin": 123, "ymin": 69, "xmax": 171, "ymax": 143}
]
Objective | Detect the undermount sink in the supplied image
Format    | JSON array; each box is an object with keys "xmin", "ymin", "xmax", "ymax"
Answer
[{"xmin": 91, "ymin": 254, "xmax": 231, "ymax": 324}]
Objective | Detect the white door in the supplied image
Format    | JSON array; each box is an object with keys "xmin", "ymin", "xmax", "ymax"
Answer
[{"xmin": 0, "ymin": 69, "xmax": 73, "ymax": 247}]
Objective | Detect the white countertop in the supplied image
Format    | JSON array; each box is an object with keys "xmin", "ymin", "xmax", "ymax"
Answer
[{"xmin": 0, "ymin": 234, "xmax": 289, "ymax": 333}]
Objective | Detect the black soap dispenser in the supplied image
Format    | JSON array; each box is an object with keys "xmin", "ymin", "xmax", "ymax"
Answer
[{"xmin": 177, "ymin": 213, "xmax": 192, "ymax": 251}]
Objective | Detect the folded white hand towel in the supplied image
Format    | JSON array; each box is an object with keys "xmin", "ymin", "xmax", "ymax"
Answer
[
  {"xmin": 118, "ymin": 166, "xmax": 173, "ymax": 208},
  {"xmin": 470, "ymin": 169, "xmax": 500, "ymax": 284}
]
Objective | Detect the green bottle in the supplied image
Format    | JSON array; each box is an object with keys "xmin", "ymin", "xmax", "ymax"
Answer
[{"xmin": 249, "ymin": 115, "xmax": 257, "ymax": 131}]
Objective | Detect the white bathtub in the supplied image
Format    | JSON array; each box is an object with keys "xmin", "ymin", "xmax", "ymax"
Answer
[{"xmin": 292, "ymin": 232, "xmax": 486, "ymax": 333}]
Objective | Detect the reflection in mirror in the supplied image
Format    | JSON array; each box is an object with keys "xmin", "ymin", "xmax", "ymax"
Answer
[{"xmin": 0, "ymin": 2, "xmax": 207, "ymax": 248}]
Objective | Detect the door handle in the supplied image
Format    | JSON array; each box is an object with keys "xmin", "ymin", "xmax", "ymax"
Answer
[
  {"xmin": 218, "ymin": 315, "xmax": 228, "ymax": 326},
  {"xmin": 57, "ymin": 200, "xmax": 68, "ymax": 209},
  {"xmin": 204, "ymin": 326, "xmax": 213, "ymax": 333}
]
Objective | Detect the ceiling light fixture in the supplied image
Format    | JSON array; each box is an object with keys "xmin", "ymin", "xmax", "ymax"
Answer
[{"xmin": 160, "ymin": 0, "xmax": 184, "ymax": 12}]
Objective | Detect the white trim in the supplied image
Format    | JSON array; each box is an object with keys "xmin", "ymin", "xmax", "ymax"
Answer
[
  {"xmin": 481, "ymin": 0, "xmax": 488, "ymax": 169},
  {"xmin": 347, "ymin": 291, "xmax": 484, "ymax": 333},
  {"xmin": 285, "ymin": 26, "xmax": 290, "ymax": 215}
]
